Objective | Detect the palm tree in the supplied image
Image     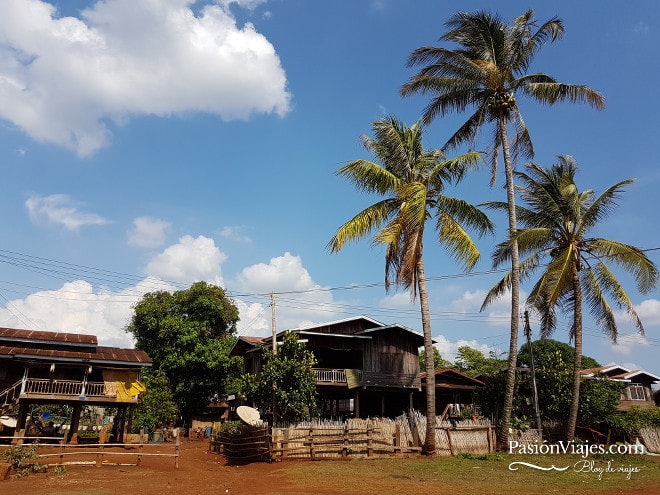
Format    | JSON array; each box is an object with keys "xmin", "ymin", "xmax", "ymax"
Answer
[
  {"xmin": 483, "ymin": 156, "xmax": 658, "ymax": 440},
  {"xmin": 328, "ymin": 115, "xmax": 493, "ymax": 454},
  {"xmin": 400, "ymin": 10, "xmax": 604, "ymax": 445}
]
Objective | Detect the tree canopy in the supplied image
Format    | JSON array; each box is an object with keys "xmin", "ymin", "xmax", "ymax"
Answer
[
  {"xmin": 239, "ymin": 331, "xmax": 318, "ymax": 424},
  {"xmin": 126, "ymin": 281, "xmax": 242, "ymax": 423}
]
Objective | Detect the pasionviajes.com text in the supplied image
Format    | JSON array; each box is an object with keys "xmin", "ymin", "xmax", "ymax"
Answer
[{"xmin": 509, "ymin": 440, "xmax": 645, "ymax": 459}]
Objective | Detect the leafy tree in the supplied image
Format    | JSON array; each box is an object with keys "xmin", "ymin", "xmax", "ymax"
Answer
[
  {"xmin": 419, "ymin": 347, "xmax": 452, "ymax": 371},
  {"xmin": 485, "ymin": 158, "xmax": 658, "ymax": 440},
  {"xmin": 454, "ymin": 345, "xmax": 505, "ymax": 377},
  {"xmin": 517, "ymin": 339, "xmax": 599, "ymax": 372},
  {"xmin": 328, "ymin": 115, "xmax": 493, "ymax": 454},
  {"xmin": 126, "ymin": 281, "xmax": 243, "ymax": 424},
  {"xmin": 132, "ymin": 368, "xmax": 179, "ymax": 433},
  {"xmin": 240, "ymin": 331, "xmax": 317, "ymax": 424},
  {"xmin": 401, "ymin": 9, "xmax": 604, "ymax": 446}
]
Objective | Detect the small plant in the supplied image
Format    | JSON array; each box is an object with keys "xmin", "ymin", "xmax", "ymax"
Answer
[
  {"xmin": 0, "ymin": 442, "xmax": 47, "ymax": 478},
  {"xmin": 53, "ymin": 465, "xmax": 66, "ymax": 475},
  {"xmin": 510, "ymin": 415, "xmax": 531, "ymax": 431}
]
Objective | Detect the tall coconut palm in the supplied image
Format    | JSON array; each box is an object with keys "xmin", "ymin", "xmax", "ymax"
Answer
[
  {"xmin": 328, "ymin": 115, "xmax": 493, "ymax": 454},
  {"xmin": 482, "ymin": 156, "xmax": 658, "ymax": 440},
  {"xmin": 400, "ymin": 9, "xmax": 604, "ymax": 445}
]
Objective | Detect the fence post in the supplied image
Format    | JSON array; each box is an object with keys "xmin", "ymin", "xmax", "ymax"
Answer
[
  {"xmin": 393, "ymin": 424, "xmax": 401, "ymax": 453},
  {"xmin": 308, "ymin": 427, "xmax": 315, "ymax": 459},
  {"xmin": 367, "ymin": 421, "xmax": 373, "ymax": 457},
  {"xmin": 342, "ymin": 424, "xmax": 349, "ymax": 457},
  {"xmin": 174, "ymin": 434, "xmax": 180, "ymax": 469},
  {"xmin": 446, "ymin": 428, "xmax": 454, "ymax": 456}
]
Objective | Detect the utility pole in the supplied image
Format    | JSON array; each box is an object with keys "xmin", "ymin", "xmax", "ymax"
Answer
[
  {"xmin": 524, "ymin": 311, "xmax": 542, "ymax": 432},
  {"xmin": 271, "ymin": 292, "xmax": 277, "ymax": 425}
]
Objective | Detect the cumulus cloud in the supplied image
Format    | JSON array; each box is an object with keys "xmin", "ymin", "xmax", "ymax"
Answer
[
  {"xmin": 25, "ymin": 193, "xmax": 110, "ymax": 230},
  {"xmin": 127, "ymin": 216, "xmax": 171, "ymax": 248},
  {"xmin": 144, "ymin": 234, "xmax": 226, "ymax": 285},
  {"xmin": 0, "ymin": 278, "xmax": 174, "ymax": 348},
  {"xmin": 0, "ymin": 0, "xmax": 291, "ymax": 156},
  {"xmin": 432, "ymin": 335, "xmax": 502, "ymax": 364},
  {"xmin": 234, "ymin": 252, "xmax": 338, "ymax": 336}
]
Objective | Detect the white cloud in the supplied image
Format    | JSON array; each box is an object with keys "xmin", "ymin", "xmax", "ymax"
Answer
[
  {"xmin": 219, "ymin": 226, "xmax": 252, "ymax": 243},
  {"xmin": 25, "ymin": 193, "xmax": 110, "ymax": 230},
  {"xmin": 144, "ymin": 234, "xmax": 226, "ymax": 285},
  {"xmin": 234, "ymin": 252, "xmax": 338, "ymax": 336},
  {"xmin": 0, "ymin": 277, "xmax": 174, "ymax": 348},
  {"xmin": 127, "ymin": 216, "xmax": 171, "ymax": 248},
  {"xmin": 635, "ymin": 298, "xmax": 660, "ymax": 326},
  {"xmin": 0, "ymin": 0, "xmax": 291, "ymax": 156},
  {"xmin": 432, "ymin": 335, "xmax": 502, "ymax": 364}
]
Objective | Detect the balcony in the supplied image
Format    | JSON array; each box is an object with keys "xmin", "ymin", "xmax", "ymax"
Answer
[
  {"xmin": 4, "ymin": 378, "xmax": 139, "ymax": 405},
  {"xmin": 314, "ymin": 368, "xmax": 348, "ymax": 384}
]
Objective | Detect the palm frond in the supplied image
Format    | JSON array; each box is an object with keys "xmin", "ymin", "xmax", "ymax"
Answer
[
  {"xmin": 588, "ymin": 239, "xmax": 659, "ymax": 294},
  {"xmin": 336, "ymin": 159, "xmax": 399, "ymax": 195},
  {"xmin": 327, "ymin": 200, "xmax": 391, "ymax": 252},
  {"xmin": 521, "ymin": 82, "xmax": 604, "ymax": 109}
]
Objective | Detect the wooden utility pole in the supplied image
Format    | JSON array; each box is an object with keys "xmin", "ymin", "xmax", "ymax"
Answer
[
  {"xmin": 524, "ymin": 311, "xmax": 542, "ymax": 431},
  {"xmin": 271, "ymin": 292, "xmax": 277, "ymax": 425},
  {"xmin": 271, "ymin": 292, "xmax": 277, "ymax": 355}
]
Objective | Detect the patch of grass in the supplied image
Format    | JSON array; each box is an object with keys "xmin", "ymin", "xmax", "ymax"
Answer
[{"xmin": 281, "ymin": 453, "xmax": 659, "ymax": 495}]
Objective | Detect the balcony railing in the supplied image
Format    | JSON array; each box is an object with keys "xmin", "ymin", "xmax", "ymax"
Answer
[
  {"xmin": 314, "ymin": 368, "xmax": 348, "ymax": 384},
  {"xmin": 23, "ymin": 379, "xmax": 112, "ymax": 398}
]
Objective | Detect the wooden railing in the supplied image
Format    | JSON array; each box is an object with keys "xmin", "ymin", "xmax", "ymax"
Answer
[
  {"xmin": 314, "ymin": 369, "xmax": 348, "ymax": 384},
  {"xmin": 23, "ymin": 379, "xmax": 112, "ymax": 398}
]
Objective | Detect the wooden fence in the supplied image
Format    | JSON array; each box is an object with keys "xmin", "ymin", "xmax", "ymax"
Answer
[
  {"xmin": 639, "ymin": 427, "xmax": 660, "ymax": 453},
  {"xmin": 0, "ymin": 435, "xmax": 180, "ymax": 469},
  {"xmin": 270, "ymin": 418, "xmax": 421, "ymax": 460}
]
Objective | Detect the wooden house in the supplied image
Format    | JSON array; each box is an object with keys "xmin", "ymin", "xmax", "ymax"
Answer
[
  {"xmin": 0, "ymin": 327, "xmax": 152, "ymax": 442},
  {"xmin": 416, "ymin": 369, "xmax": 485, "ymax": 419},
  {"xmin": 580, "ymin": 364, "xmax": 660, "ymax": 411},
  {"xmin": 231, "ymin": 316, "xmax": 425, "ymax": 419}
]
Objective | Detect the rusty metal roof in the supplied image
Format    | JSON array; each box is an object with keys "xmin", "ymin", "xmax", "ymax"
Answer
[
  {"xmin": 0, "ymin": 327, "xmax": 151, "ymax": 367},
  {"xmin": 0, "ymin": 327, "xmax": 97, "ymax": 345}
]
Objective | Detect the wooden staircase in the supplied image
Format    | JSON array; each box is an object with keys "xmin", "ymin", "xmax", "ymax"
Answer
[{"xmin": 0, "ymin": 380, "xmax": 23, "ymax": 416}]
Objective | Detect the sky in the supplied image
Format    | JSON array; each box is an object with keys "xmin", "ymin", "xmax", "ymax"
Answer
[{"xmin": 0, "ymin": 0, "xmax": 659, "ymax": 377}]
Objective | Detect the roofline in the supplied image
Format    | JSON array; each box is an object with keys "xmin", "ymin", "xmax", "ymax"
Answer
[
  {"xmin": 294, "ymin": 315, "xmax": 384, "ymax": 331},
  {"xmin": 12, "ymin": 353, "xmax": 151, "ymax": 367}
]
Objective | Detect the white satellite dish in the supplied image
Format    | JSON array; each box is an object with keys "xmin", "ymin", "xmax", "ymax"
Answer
[
  {"xmin": 0, "ymin": 416, "xmax": 17, "ymax": 428},
  {"xmin": 236, "ymin": 406, "xmax": 260, "ymax": 426}
]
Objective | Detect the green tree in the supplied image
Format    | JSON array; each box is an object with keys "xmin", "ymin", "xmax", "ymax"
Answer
[
  {"xmin": 484, "ymin": 157, "xmax": 658, "ymax": 440},
  {"xmin": 419, "ymin": 347, "xmax": 452, "ymax": 371},
  {"xmin": 240, "ymin": 331, "xmax": 317, "ymax": 423},
  {"xmin": 132, "ymin": 368, "xmax": 179, "ymax": 433},
  {"xmin": 454, "ymin": 345, "xmax": 505, "ymax": 377},
  {"xmin": 401, "ymin": 9, "xmax": 604, "ymax": 446},
  {"xmin": 126, "ymin": 281, "xmax": 243, "ymax": 424},
  {"xmin": 328, "ymin": 115, "xmax": 493, "ymax": 454},
  {"xmin": 517, "ymin": 338, "xmax": 600, "ymax": 372}
]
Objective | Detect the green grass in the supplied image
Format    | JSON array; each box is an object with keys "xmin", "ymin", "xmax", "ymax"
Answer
[{"xmin": 279, "ymin": 453, "xmax": 660, "ymax": 495}]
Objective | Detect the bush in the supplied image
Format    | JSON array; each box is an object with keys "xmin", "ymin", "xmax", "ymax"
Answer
[{"xmin": 0, "ymin": 442, "xmax": 48, "ymax": 478}]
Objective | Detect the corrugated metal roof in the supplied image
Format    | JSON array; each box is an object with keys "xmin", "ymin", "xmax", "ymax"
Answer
[
  {"xmin": 0, "ymin": 327, "xmax": 151, "ymax": 366},
  {"xmin": 0, "ymin": 327, "xmax": 97, "ymax": 345}
]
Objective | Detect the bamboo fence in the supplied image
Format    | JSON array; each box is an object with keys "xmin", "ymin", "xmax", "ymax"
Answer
[{"xmin": 639, "ymin": 427, "xmax": 660, "ymax": 453}]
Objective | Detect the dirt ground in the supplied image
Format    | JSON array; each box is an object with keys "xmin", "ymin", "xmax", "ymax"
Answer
[
  {"xmin": 3, "ymin": 438, "xmax": 291, "ymax": 495},
  {"xmin": 2, "ymin": 438, "xmax": 658, "ymax": 495}
]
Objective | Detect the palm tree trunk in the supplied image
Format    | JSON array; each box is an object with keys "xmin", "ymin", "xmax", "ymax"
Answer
[
  {"xmin": 417, "ymin": 258, "xmax": 436, "ymax": 455},
  {"xmin": 497, "ymin": 116, "xmax": 521, "ymax": 449},
  {"xmin": 567, "ymin": 267, "xmax": 583, "ymax": 441}
]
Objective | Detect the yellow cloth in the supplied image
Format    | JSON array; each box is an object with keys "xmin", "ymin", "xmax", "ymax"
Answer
[{"xmin": 102, "ymin": 371, "xmax": 147, "ymax": 401}]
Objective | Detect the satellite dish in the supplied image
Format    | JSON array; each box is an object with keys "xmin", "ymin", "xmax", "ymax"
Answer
[
  {"xmin": 236, "ymin": 406, "xmax": 260, "ymax": 426},
  {"xmin": 0, "ymin": 416, "xmax": 17, "ymax": 428}
]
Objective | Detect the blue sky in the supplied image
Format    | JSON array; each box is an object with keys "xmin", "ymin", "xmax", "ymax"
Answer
[{"xmin": 0, "ymin": 0, "xmax": 659, "ymax": 376}]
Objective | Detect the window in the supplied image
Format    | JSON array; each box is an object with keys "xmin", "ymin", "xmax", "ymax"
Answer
[{"xmin": 628, "ymin": 383, "xmax": 646, "ymax": 401}]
